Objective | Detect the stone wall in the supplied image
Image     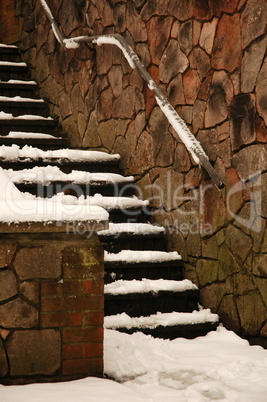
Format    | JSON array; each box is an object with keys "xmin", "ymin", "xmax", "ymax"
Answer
[
  {"xmin": 0, "ymin": 230, "xmax": 104, "ymax": 384},
  {"xmin": 16, "ymin": 0, "xmax": 267, "ymax": 347}
]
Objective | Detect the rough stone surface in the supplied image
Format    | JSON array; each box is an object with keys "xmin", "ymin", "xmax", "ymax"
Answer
[
  {"xmin": 241, "ymin": 36, "xmax": 267, "ymax": 93},
  {"xmin": 230, "ymin": 94, "xmax": 256, "ymax": 150},
  {"xmin": 7, "ymin": 330, "xmax": 60, "ymax": 376},
  {"xmin": 241, "ymin": 0, "xmax": 267, "ymax": 49},
  {"xmin": 159, "ymin": 39, "xmax": 189, "ymax": 83},
  {"xmin": 211, "ymin": 13, "xmax": 242, "ymax": 73},
  {"xmin": 14, "ymin": 246, "xmax": 62, "ymax": 280},
  {"xmin": 0, "ymin": 270, "xmax": 18, "ymax": 302},
  {"xmin": 0, "ymin": 339, "xmax": 8, "ymax": 377},
  {"xmin": 256, "ymin": 59, "xmax": 267, "ymax": 126},
  {"xmin": 199, "ymin": 18, "xmax": 218, "ymax": 54},
  {"xmin": 0, "ymin": 298, "xmax": 38, "ymax": 328}
]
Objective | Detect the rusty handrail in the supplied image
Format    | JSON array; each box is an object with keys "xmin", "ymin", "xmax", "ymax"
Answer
[{"xmin": 38, "ymin": 0, "xmax": 225, "ymax": 189}]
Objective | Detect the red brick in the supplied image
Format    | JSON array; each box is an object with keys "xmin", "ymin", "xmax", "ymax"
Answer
[
  {"xmin": 84, "ymin": 342, "xmax": 103, "ymax": 358},
  {"xmin": 41, "ymin": 312, "xmax": 83, "ymax": 327},
  {"xmin": 41, "ymin": 297, "xmax": 63, "ymax": 312},
  {"xmin": 83, "ymin": 311, "xmax": 104, "ymax": 326},
  {"xmin": 63, "ymin": 327, "xmax": 103, "ymax": 344},
  {"xmin": 62, "ymin": 358, "xmax": 103, "ymax": 376},
  {"xmin": 62, "ymin": 295, "xmax": 104, "ymax": 311},
  {"xmin": 41, "ymin": 281, "xmax": 85, "ymax": 297},
  {"xmin": 63, "ymin": 344, "xmax": 84, "ymax": 359}
]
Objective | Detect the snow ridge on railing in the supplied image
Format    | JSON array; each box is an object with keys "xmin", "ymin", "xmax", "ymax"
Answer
[{"xmin": 38, "ymin": 0, "xmax": 224, "ymax": 189}]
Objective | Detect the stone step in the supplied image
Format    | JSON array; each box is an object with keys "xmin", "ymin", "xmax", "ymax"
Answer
[
  {"xmin": 0, "ymin": 115, "xmax": 57, "ymax": 136},
  {"xmin": 0, "ymin": 45, "xmax": 20, "ymax": 62},
  {"xmin": 0, "ymin": 134, "xmax": 68, "ymax": 150},
  {"xmin": 104, "ymin": 259, "xmax": 183, "ymax": 283},
  {"xmin": 104, "ymin": 310, "xmax": 219, "ymax": 340},
  {"xmin": 0, "ymin": 80, "xmax": 39, "ymax": 98},
  {"xmin": 105, "ymin": 287, "xmax": 199, "ymax": 317},
  {"xmin": 99, "ymin": 230, "xmax": 166, "ymax": 253},
  {"xmin": 0, "ymin": 97, "xmax": 49, "ymax": 117},
  {"xmin": 0, "ymin": 61, "xmax": 29, "ymax": 81}
]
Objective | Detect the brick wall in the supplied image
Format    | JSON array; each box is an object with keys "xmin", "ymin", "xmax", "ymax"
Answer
[
  {"xmin": 0, "ymin": 0, "xmax": 20, "ymax": 45},
  {"xmin": 0, "ymin": 231, "xmax": 104, "ymax": 384}
]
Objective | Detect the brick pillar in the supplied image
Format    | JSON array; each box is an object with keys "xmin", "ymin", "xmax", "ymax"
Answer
[
  {"xmin": 0, "ymin": 0, "xmax": 20, "ymax": 45},
  {"xmin": 0, "ymin": 229, "xmax": 105, "ymax": 384}
]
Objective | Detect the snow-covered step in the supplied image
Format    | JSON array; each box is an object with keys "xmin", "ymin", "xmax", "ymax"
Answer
[
  {"xmin": 0, "ymin": 79, "xmax": 38, "ymax": 95},
  {"xmin": 0, "ymin": 112, "xmax": 57, "ymax": 136},
  {"xmin": 104, "ymin": 310, "xmax": 219, "ymax": 340},
  {"xmin": 0, "ymin": 44, "xmax": 19, "ymax": 62},
  {"xmin": 0, "ymin": 144, "xmax": 121, "ymax": 173},
  {"xmin": 0, "ymin": 131, "xmax": 68, "ymax": 150},
  {"xmin": 0, "ymin": 95, "xmax": 48, "ymax": 117},
  {"xmin": 104, "ymin": 250, "xmax": 183, "ymax": 283},
  {"xmin": 0, "ymin": 61, "xmax": 28, "ymax": 80}
]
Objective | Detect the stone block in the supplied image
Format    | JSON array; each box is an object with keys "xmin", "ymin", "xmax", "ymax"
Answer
[
  {"xmin": 168, "ymin": 0, "xmax": 194, "ymax": 21},
  {"xmin": 256, "ymin": 59, "xmax": 267, "ymax": 127},
  {"xmin": 159, "ymin": 39, "xmax": 189, "ymax": 83},
  {"xmin": 196, "ymin": 259, "xmax": 219, "ymax": 286},
  {"xmin": 225, "ymin": 168, "xmax": 244, "ymax": 221},
  {"xmin": 7, "ymin": 329, "xmax": 60, "ymax": 376},
  {"xmin": 0, "ymin": 242, "xmax": 16, "ymax": 269},
  {"xmin": 199, "ymin": 282, "xmax": 229, "ymax": 312},
  {"xmin": 218, "ymin": 294, "xmax": 241, "ymax": 333},
  {"xmin": 199, "ymin": 18, "xmax": 218, "ymax": 54},
  {"xmin": 141, "ymin": 0, "xmax": 168, "ymax": 21},
  {"xmin": 0, "ymin": 298, "xmax": 38, "ymax": 328},
  {"xmin": 147, "ymin": 16, "xmax": 173, "ymax": 65},
  {"xmin": 218, "ymin": 243, "xmax": 240, "ymax": 281},
  {"xmin": 63, "ymin": 245, "xmax": 103, "ymax": 280},
  {"xmin": 178, "ymin": 20, "xmax": 193, "ymax": 56},
  {"xmin": 112, "ymin": 86, "xmax": 136, "ymax": 119},
  {"xmin": 252, "ymin": 254, "xmax": 267, "ymax": 278},
  {"xmin": 211, "ymin": 0, "xmax": 239, "ymax": 16},
  {"xmin": 241, "ymin": 0, "xmax": 267, "ymax": 49},
  {"xmin": 225, "ymin": 224, "xmax": 252, "ymax": 264},
  {"xmin": 20, "ymin": 281, "xmax": 39, "ymax": 304},
  {"xmin": 0, "ymin": 339, "xmax": 8, "ymax": 377},
  {"xmin": 183, "ymin": 69, "xmax": 200, "ymax": 105},
  {"xmin": 126, "ymin": 1, "xmax": 147, "ymax": 42},
  {"xmin": 0, "ymin": 270, "xmax": 18, "ymax": 302},
  {"xmin": 232, "ymin": 144, "xmax": 267, "ymax": 181},
  {"xmin": 211, "ymin": 13, "xmax": 242, "ymax": 73},
  {"xmin": 236, "ymin": 291, "xmax": 267, "ymax": 336},
  {"xmin": 14, "ymin": 246, "xmax": 62, "ymax": 280}
]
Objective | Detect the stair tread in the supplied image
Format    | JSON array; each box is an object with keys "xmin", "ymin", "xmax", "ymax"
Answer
[
  {"xmin": 104, "ymin": 310, "xmax": 219, "ymax": 330},
  {"xmin": 0, "ymin": 112, "xmax": 55, "ymax": 122},
  {"xmin": 105, "ymin": 250, "xmax": 182, "ymax": 263},
  {"xmin": 104, "ymin": 278, "xmax": 197, "ymax": 295},
  {"xmin": 0, "ymin": 95, "xmax": 44, "ymax": 103},
  {"xmin": 99, "ymin": 222, "xmax": 165, "ymax": 236}
]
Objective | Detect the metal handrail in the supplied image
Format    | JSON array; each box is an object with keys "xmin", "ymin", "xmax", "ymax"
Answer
[{"xmin": 38, "ymin": 0, "xmax": 224, "ymax": 189}]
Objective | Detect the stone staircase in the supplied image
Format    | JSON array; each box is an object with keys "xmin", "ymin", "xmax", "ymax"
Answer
[{"xmin": 0, "ymin": 43, "xmax": 219, "ymax": 340}]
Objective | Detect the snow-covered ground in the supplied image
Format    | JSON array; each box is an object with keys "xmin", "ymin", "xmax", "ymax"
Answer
[{"xmin": 1, "ymin": 326, "xmax": 267, "ymax": 401}]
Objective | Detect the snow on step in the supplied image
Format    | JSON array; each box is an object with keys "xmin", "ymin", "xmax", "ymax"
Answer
[
  {"xmin": 99, "ymin": 222, "xmax": 164, "ymax": 235},
  {"xmin": 0, "ymin": 168, "xmax": 108, "ymax": 223},
  {"xmin": 104, "ymin": 310, "xmax": 219, "ymax": 329},
  {"xmin": 0, "ymin": 131, "xmax": 59, "ymax": 139},
  {"xmin": 0, "ymin": 112, "xmax": 53, "ymax": 120},
  {"xmin": 105, "ymin": 250, "xmax": 181, "ymax": 263},
  {"xmin": 0, "ymin": 61, "xmax": 26, "ymax": 67},
  {"xmin": 0, "ymin": 44, "xmax": 18, "ymax": 49},
  {"xmin": 4, "ymin": 79, "xmax": 36, "ymax": 85},
  {"xmin": 6, "ymin": 166, "xmax": 133, "ymax": 185},
  {"xmin": 104, "ymin": 278, "xmax": 197, "ymax": 295},
  {"xmin": 0, "ymin": 144, "xmax": 120, "ymax": 162},
  {"xmin": 0, "ymin": 95, "xmax": 44, "ymax": 103}
]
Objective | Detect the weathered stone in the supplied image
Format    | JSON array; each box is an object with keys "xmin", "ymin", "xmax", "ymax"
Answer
[
  {"xmin": 230, "ymin": 94, "xmax": 256, "ymax": 151},
  {"xmin": 135, "ymin": 88, "xmax": 145, "ymax": 114},
  {"xmin": 241, "ymin": 0, "xmax": 267, "ymax": 49},
  {"xmin": 199, "ymin": 282, "xmax": 228, "ymax": 312},
  {"xmin": 232, "ymin": 273, "xmax": 256, "ymax": 296},
  {"xmin": 193, "ymin": 0, "xmax": 212, "ymax": 20},
  {"xmin": 178, "ymin": 20, "xmax": 193, "ymax": 56},
  {"xmin": 202, "ymin": 236, "xmax": 218, "ymax": 259},
  {"xmin": 0, "ymin": 298, "xmax": 38, "ymax": 328},
  {"xmin": 256, "ymin": 59, "xmax": 267, "ymax": 127},
  {"xmin": 63, "ymin": 244, "xmax": 103, "ymax": 280},
  {"xmin": 112, "ymin": 86, "xmax": 136, "ymax": 118},
  {"xmin": 130, "ymin": 131, "xmax": 154, "ymax": 174},
  {"xmin": 159, "ymin": 40, "xmax": 189, "ymax": 83},
  {"xmin": 193, "ymin": 20, "xmax": 202, "ymax": 46},
  {"xmin": 171, "ymin": 20, "xmax": 180, "ymax": 38},
  {"xmin": 130, "ymin": 68, "xmax": 143, "ymax": 91},
  {"xmin": 225, "ymin": 225, "xmax": 253, "ymax": 264},
  {"xmin": 20, "ymin": 281, "xmax": 39, "ymax": 305},
  {"xmin": 108, "ymin": 65, "xmax": 123, "ymax": 98},
  {"xmin": 95, "ymin": 45, "xmax": 113, "ymax": 76},
  {"xmin": 252, "ymin": 254, "xmax": 267, "ymax": 278},
  {"xmin": 218, "ymin": 243, "xmax": 240, "ymax": 281},
  {"xmin": 255, "ymin": 114, "xmax": 267, "ymax": 143},
  {"xmin": 0, "ymin": 338, "xmax": 8, "ymax": 377},
  {"xmin": 148, "ymin": 106, "xmax": 169, "ymax": 158},
  {"xmin": 197, "ymin": 129, "xmax": 219, "ymax": 163},
  {"xmin": 236, "ymin": 291, "xmax": 267, "ymax": 335},
  {"xmin": 211, "ymin": 0, "xmax": 239, "ymax": 16},
  {"xmin": 187, "ymin": 232, "xmax": 202, "ymax": 257},
  {"xmin": 241, "ymin": 36, "xmax": 267, "ymax": 93},
  {"xmin": 97, "ymin": 87, "xmax": 113, "ymax": 122},
  {"xmin": 167, "ymin": 74, "xmax": 185, "ymax": 106},
  {"xmin": 200, "ymin": 184, "xmax": 227, "ymax": 236},
  {"xmin": 98, "ymin": 119, "xmax": 117, "ymax": 150},
  {"xmin": 112, "ymin": 135, "xmax": 131, "ymax": 172},
  {"xmin": 113, "ymin": 3, "xmax": 126, "ymax": 32},
  {"xmin": 199, "ymin": 18, "xmax": 218, "ymax": 55},
  {"xmin": 218, "ymin": 138, "xmax": 231, "ymax": 169},
  {"xmin": 196, "ymin": 259, "xmax": 219, "ymax": 286},
  {"xmin": 147, "ymin": 17, "xmax": 173, "ymax": 65},
  {"xmin": 0, "ymin": 270, "xmax": 18, "ymax": 302},
  {"xmin": 184, "ymin": 168, "xmax": 200, "ymax": 191},
  {"xmin": 262, "ymin": 229, "xmax": 267, "ymax": 253},
  {"xmin": 225, "ymin": 168, "xmax": 244, "ymax": 221},
  {"xmin": 0, "ymin": 242, "xmax": 16, "ymax": 268},
  {"xmin": 155, "ymin": 131, "xmax": 175, "ymax": 167},
  {"xmin": 126, "ymin": 1, "xmax": 147, "ymax": 42},
  {"xmin": 141, "ymin": 0, "xmax": 168, "ymax": 21},
  {"xmin": 136, "ymin": 43, "xmax": 151, "ymax": 68},
  {"xmin": 173, "ymin": 142, "xmax": 191, "ymax": 173},
  {"xmin": 14, "ymin": 246, "xmax": 62, "ymax": 280},
  {"xmin": 178, "ymin": 106, "xmax": 193, "ymax": 125},
  {"xmin": 7, "ymin": 330, "xmax": 60, "ymax": 376},
  {"xmin": 192, "ymin": 100, "xmax": 206, "ymax": 134},
  {"xmin": 168, "ymin": 0, "xmax": 194, "ymax": 21},
  {"xmin": 232, "ymin": 144, "xmax": 267, "ymax": 181},
  {"xmin": 211, "ymin": 13, "xmax": 242, "ymax": 73},
  {"xmin": 205, "ymin": 71, "xmax": 233, "ymax": 128},
  {"xmin": 189, "ymin": 47, "xmax": 210, "ymax": 80},
  {"xmin": 183, "ymin": 69, "xmax": 201, "ymax": 105},
  {"xmin": 251, "ymin": 217, "xmax": 265, "ymax": 252},
  {"xmin": 218, "ymin": 295, "xmax": 241, "ymax": 332},
  {"xmin": 82, "ymin": 110, "xmax": 102, "ymax": 148}
]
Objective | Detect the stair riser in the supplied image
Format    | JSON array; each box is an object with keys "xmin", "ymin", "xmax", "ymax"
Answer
[
  {"xmin": 104, "ymin": 262, "xmax": 184, "ymax": 283},
  {"xmin": 0, "ymin": 86, "xmax": 39, "ymax": 99},
  {"xmin": 0, "ymin": 121, "xmax": 57, "ymax": 136},
  {"xmin": 0, "ymin": 138, "xmax": 68, "ymax": 150},
  {"xmin": 0, "ymin": 102, "xmax": 49, "ymax": 117},
  {"xmin": 0, "ymin": 52, "xmax": 20, "ymax": 62},
  {"xmin": 105, "ymin": 291, "xmax": 199, "ymax": 317},
  {"xmin": 0, "ymin": 68, "xmax": 28, "ymax": 81},
  {"xmin": 100, "ymin": 236, "xmax": 166, "ymax": 253},
  {"xmin": 113, "ymin": 322, "xmax": 219, "ymax": 340}
]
